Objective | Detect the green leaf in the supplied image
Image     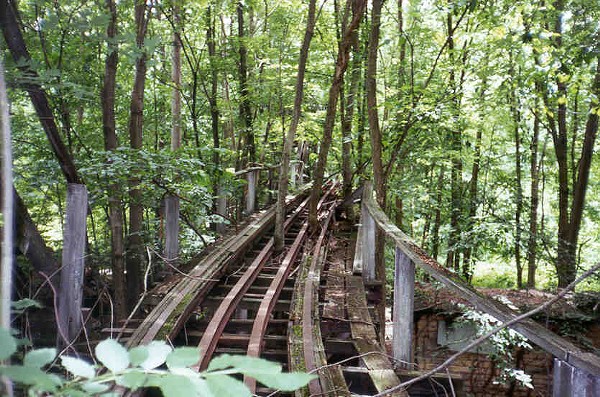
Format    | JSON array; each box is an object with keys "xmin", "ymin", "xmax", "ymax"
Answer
[
  {"xmin": 95, "ymin": 339, "xmax": 130, "ymax": 372},
  {"xmin": 82, "ymin": 381, "xmax": 111, "ymax": 394},
  {"xmin": 158, "ymin": 374, "xmax": 197, "ymax": 397},
  {"xmin": 138, "ymin": 341, "xmax": 172, "ymax": 370},
  {"xmin": 166, "ymin": 347, "xmax": 200, "ymax": 370},
  {"xmin": 0, "ymin": 328, "xmax": 17, "ymax": 360},
  {"xmin": 189, "ymin": 378, "xmax": 215, "ymax": 397},
  {"xmin": 58, "ymin": 388, "xmax": 87, "ymax": 397},
  {"xmin": 248, "ymin": 372, "xmax": 316, "ymax": 391},
  {"xmin": 205, "ymin": 374, "xmax": 251, "ymax": 397},
  {"xmin": 11, "ymin": 299, "xmax": 43, "ymax": 311},
  {"xmin": 0, "ymin": 365, "xmax": 60, "ymax": 390},
  {"xmin": 128, "ymin": 346, "xmax": 148, "ymax": 366},
  {"xmin": 61, "ymin": 356, "xmax": 96, "ymax": 379},
  {"xmin": 206, "ymin": 354, "xmax": 280, "ymax": 374},
  {"xmin": 117, "ymin": 372, "xmax": 148, "ymax": 390},
  {"xmin": 24, "ymin": 348, "xmax": 56, "ymax": 368}
]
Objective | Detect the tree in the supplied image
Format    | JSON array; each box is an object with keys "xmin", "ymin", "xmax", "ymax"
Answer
[
  {"xmin": 274, "ymin": 0, "xmax": 317, "ymax": 251},
  {"xmin": 126, "ymin": 1, "xmax": 152, "ymax": 312},
  {"xmin": 100, "ymin": 0, "xmax": 127, "ymax": 320},
  {"xmin": 309, "ymin": 0, "xmax": 367, "ymax": 228},
  {"xmin": 539, "ymin": 0, "xmax": 600, "ymax": 287}
]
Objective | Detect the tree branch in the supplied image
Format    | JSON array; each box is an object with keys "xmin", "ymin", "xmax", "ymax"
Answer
[{"xmin": 373, "ymin": 262, "xmax": 600, "ymax": 396}]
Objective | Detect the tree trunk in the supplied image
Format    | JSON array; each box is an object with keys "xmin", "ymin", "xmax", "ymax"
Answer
[
  {"xmin": 237, "ymin": 1, "xmax": 255, "ymax": 167},
  {"xmin": 527, "ymin": 104, "xmax": 541, "ymax": 288},
  {"xmin": 445, "ymin": 12, "xmax": 463, "ymax": 273},
  {"xmin": 0, "ymin": 0, "xmax": 81, "ymax": 184},
  {"xmin": 544, "ymin": 1, "xmax": 599, "ymax": 287},
  {"xmin": 367, "ymin": 0, "xmax": 385, "ymax": 208},
  {"xmin": 165, "ymin": 1, "xmax": 182, "ymax": 264},
  {"xmin": 274, "ymin": 0, "xmax": 316, "ymax": 251},
  {"xmin": 340, "ymin": 1, "xmax": 362, "ymax": 221},
  {"xmin": 206, "ymin": 5, "xmax": 223, "ymax": 233},
  {"xmin": 514, "ymin": 101, "xmax": 524, "ymax": 289},
  {"xmin": 309, "ymin": 0, "xmax": 367, "ymax": 228},
  {"xmin": 462, "ymin": 126, "xmax": 482, "ymax": 282},
  {"xmin": 126, "ymin": 2, "xmax": 151, "ymax": 312},
  {"xmin": 431, "ymin": 166, "xmax": 445, "ymax": 260},
  {"xmin": 100, "ymin": 0, "xmax": 127, "ymax": 320},
  {"xmin": 564, "ymin": 57, "xmax": 600, "ymax": 281}
]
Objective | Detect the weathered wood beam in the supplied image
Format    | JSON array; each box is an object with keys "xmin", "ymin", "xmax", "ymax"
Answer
[
  {"xmin": 57, "ymin": 184, "xmax": 88, "ymax": 349},
  {"xmin": 393, "ymin": 247, "xmax": 414, "ymax": 369},
  {"xmin": 362, "ymin": 189, "xmax": 600, "ymax": 376}
]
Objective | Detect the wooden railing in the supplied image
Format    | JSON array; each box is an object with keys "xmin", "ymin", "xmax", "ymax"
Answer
[{"xmin": 356, "ymin": 182, "xmax": 600, "ymax": 393}]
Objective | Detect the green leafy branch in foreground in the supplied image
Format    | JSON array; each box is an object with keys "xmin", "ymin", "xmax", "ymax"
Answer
[{"xmin": 0, "ymin": 328, "xmax": 315, "ymax": 396}]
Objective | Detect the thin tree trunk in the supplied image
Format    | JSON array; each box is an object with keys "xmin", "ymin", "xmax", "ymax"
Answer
[
  {"xmin": 431, "ymin": 165, "xmax": 445, "ymax": 260},
  {"xmin": 340, "ymin": 0, "xmax": 360, "ymax": 220},
  {"xmin": 309, "ymin": 0, "xmax": 367, "ymax": 228},
  {"xmin": 126, "ymin": 2, "xmax": 151, "ymax": 312},
  {"xmin": 566, "ymin": 57, "xmax": 600, "ymax": 276},
  {"xmin": 527, "ymin": 105, "xmax": 541, "ymax": 288},
  {"xmin": 165, "ymin": 1, "xmax": 182, "ymax": 264},
  {"xmin": 445, "ymin": 12, "xmax": 463, "ymax": 273},
  {"xmin": 514, "ymin": 101, "xmax": 524, "ymax": 289},
  {"xmin": 462, "ymin": 127, "xmax": 482, "ymax": 282},
  {"xmin": 100, "ymin": 0, "xmax": 127, "ymax": 320},
  {"xmin": 237, "ymin": 1, "xmax": 254, "ymax": 167},
  {"xmin": 367, "ymin": 0, "xmax": 385, "ymax": 207},
  {"xmin": 206, "ymin": 5, "xmax": 223, "ymax": 232},
  {"xmin": 274, "ymin": 0, "xmax": 316, "ymax": 251}
]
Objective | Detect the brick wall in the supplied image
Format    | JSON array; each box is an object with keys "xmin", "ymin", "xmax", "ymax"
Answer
[{"xmin": 413, "ymin": 312, "xmax": 553, "ymax": 396}]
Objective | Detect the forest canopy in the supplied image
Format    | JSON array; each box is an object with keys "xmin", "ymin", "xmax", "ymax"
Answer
[{"xmin": 1, "ymin": 0, "xmax": 599, "ymax": 320}]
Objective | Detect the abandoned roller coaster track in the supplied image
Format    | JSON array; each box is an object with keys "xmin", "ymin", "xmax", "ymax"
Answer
[{"xmin": 105, "ymin": 184, "xmax": 410, "ymax": 396}]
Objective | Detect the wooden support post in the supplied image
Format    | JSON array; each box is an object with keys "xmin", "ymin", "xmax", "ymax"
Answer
[
  {"xmin": 361, "ymin": 201, "xmax": 376, "ymax": 282},
  {"xmin": 216, "ymin": 186, "xmax": 227, "ymax": 234},
  {"xmin": 164, "ymin": 195, "xmax": 179, "ymax": 264},
  {"xmin": 57, "ymin": 184, "xmax": 88, "ymax": 350},
  {"xmin": 290, "ymin": 161, "xmax": 297, "ymax": 188},
  {"xmin": 245, "ymin": 170, "xmax": 258, "ymax": 214},
  {"xmin": 393, "ymin": 246, "xmax": 415, "ymax": 369},
  {"xmin": 553, "ymin": 359, "xmax": 600, "ymax": 396}
]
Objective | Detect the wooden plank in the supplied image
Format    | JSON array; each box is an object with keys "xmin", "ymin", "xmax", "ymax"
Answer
[
  {"xmin": 216, "ymin": 186, "xmax": 227, "ymax": 234},
  {"xmin": 553, "ymin": 358, "xmax": 600, "ymax": 396},
  {"xmin": 245, "ymin": 169, "xmax": 258, "ymax": 214},
  {"xmin": 353, "ymin": 221, "xmax": 364, "ymax": 274},
  {"xmin": 164, "ymin": 195, "xmax": 179, "ymax": 263},
  {"xmin": 323, "ymin": 266, "xmax": 346, "ymax": 320},
  {"xmin": 57, "ymin": 183, "xmax": 88, "ymax": 348},
  {"xmin": 363, "ymin": 191, "xmax": 600, "ymax": 376},
  {"xmin": 361, "ymin": 204, "xmax": 375, "ymax": 282},
  {"xmin": 346, "ymin": 275, "xmax": 407, "ymax": 396},
  {"xmin": 392, "ymin": 247, "xmax": 414, "ymax": 369}
]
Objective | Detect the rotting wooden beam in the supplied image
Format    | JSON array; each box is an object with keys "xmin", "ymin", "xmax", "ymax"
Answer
[
  {"xmin": 393, "ymin": 247, "xmax": 414, "ymax": 369},
  {"xmin": 346, "ymin": 275, "xmax": 407, "ymax": 396},
  {"xmin": 362, "ymin": 187, "xmax": 600, "ymax": 377}
]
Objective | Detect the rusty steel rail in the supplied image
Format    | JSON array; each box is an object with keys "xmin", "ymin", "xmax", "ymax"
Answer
[
  {"xmin": 194, "ymin": 196, "xmax": 311, "ymax": 370},
  {"xmin": 242, "ymin": 184, "xmax": 337, "ymax": 393},
  {"xmin": 117, "ymin": 189, "xmax": 309, "ymax": 348}
]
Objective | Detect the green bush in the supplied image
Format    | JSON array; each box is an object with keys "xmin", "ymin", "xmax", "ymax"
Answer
[{"xmin": 0, "ymin": 328, "xmax": 315, "ymax": 396}]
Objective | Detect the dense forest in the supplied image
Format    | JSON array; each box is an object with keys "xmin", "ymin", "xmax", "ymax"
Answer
[{"xmin": 1, "ymin": 0, "xmax": 599, "ymax": 326}]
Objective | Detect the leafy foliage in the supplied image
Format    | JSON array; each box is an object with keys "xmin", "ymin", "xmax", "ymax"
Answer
[
  {"xmin": 457, "ymin": 304, "xmax": 533, "ymax": 389},
  {"xmin": 0, "ymin": 328, "xmax": 315, "ymax": 397}
]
